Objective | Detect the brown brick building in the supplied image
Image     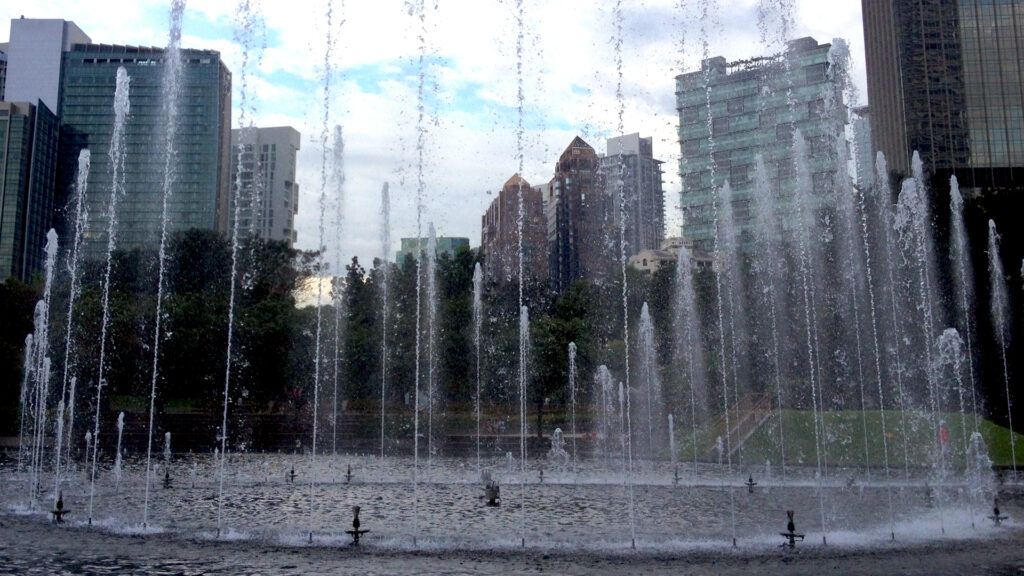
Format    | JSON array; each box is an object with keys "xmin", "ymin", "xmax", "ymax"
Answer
[{"xmin": 480, "ymin": 174, "xmax": 548, "ymax": 284}]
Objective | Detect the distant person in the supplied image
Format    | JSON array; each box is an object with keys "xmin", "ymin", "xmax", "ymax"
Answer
[{"xmin": 939, "ymin": 420, "xmax": 951, "ymax": 457}]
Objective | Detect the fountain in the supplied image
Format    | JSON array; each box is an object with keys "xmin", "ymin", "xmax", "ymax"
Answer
[
  {"xmin": 568, "ymin": 342, "xmax": 578, "ymax": 475},
  {"xmin": 113, "ymin": 413, "xmax": 124, "ymax": 493},
  {"xmin": 780, "ymin": 510, "xmax": 805, "ymax": 549},
  {"xmin": 426, "ymin": 223, "xmax": 438, "ymax": 470},
  {"xmin": 142, "ymin": 0, "xmax": 186, "ymax": 531},
  {"xmin": 53, "ymin": 150, "xmax": 90, "ymax": 501},
  {"xmin": 636, "ymin": 303, "xmax": 663, "ymax": 459},
  {"xmin": 216, "ymin": 0, "xmax": 265, "ymax": 532},
  {"xmin": 51, "ymin": 491, "xmax": 69, "ymax": 524},
  {"xmin": 87, "ymin": 63, "xmax": 130, "ymax": 527},
  {"xmin": 5, "ymin": 0, "xmax": 1023, "ymax": 563},
  {"xmin": 473, "ymin": 263, "xmax": 483, "ymax": 472},
  {"xmin": 332, "ymin": 125, "xmax": 346, "ymax": 458},
  {"xmin": 547, "ymin": 428, "xmax": 569, "ymax": 467},
  {"xmin": 379, "ymin": 182, "xmax": 392, "ymax": 459},
  {"xmin": 988, "ymin": 220, "xmax": 1016, "ymax": 480}
]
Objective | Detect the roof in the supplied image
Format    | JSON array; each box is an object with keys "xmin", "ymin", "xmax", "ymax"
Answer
[{"xmin": 503, "ymin": 173, "xmax": 531, "ymax": 189}]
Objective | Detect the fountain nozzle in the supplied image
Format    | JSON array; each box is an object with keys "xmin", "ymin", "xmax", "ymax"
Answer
[
  {"xmin": 780, "ymin": 510, "xmax": 804, "ymax": 548},
  {"xmin": 52, "ymin": 491, "xmax": 69, "ymax": 524},
  {"xmin": 346, "ymin": 505, "xmax": 370, "ymax": 545},
  {"xmin": 990, "ymin": 498, "xmax": 1008, "ymax": 526}
]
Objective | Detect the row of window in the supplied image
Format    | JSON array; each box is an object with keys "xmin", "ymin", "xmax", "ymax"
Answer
[
  {"xmin": 681, "ymin": 98, "xmax": 829, "ymax": 129},
  {"xmin": 682, "ymin": 168, "xmax": 835, "ymax": 192},
  {"xmin": 78, "ymin": 57, "xmax": 214, "ymax": 65}
]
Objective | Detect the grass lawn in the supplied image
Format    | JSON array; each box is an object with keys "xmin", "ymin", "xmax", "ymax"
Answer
[{"xmin": 673, "ymin": 409, "xmax": 1023, "ymax": 468}]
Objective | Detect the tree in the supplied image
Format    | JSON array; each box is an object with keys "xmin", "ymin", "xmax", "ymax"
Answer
[
  {"xmin": 0, "ymin": 278, "xmax": 40, "ymax": 435},
  {"xmin": 531, "ymin": 280, "xmax": 597, "ymax": 436},
  {"xmin": 343, "ymin": 256, "xmax": 379, "ymax": 401}
]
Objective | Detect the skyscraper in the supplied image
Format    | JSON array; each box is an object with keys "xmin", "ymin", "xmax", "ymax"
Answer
[
  {"xmin": 481, "ymin": 174, "xmax": 547, "ymax": 283},
  {"xmin": 676, "ymin": 37, "xmax": 845, "ymax": 251},
  {"xmin": 230, "ymin": 126, "xmax": 301, "ymax": 246},
  {"xmin": 545, "ymin": 136, "xmax": 614, "ymax": 292},
  {"xmin": 601, "ymin": 133, "xmax": 666, "ymax": 258},
  {"xmin": 862, "ymin": 0, "xmax": 1024, "ymax": 436},
  {"xmin": 0, "ymin": 101, "xmax": 59, "ymax": 281},
  {"xmin": 58, "ymin": 42, "xmax": 232, "ymax": 258},
  {"xmin": 861, "ymin": 0, "xmax": 1022, "ymax": 182},
  {"xmin": 4, "ymin": 18, "xmax": 90, "ymax": 112}
]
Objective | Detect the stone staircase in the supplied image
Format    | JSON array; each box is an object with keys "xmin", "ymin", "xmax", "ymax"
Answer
[{"xmin": 705, "ymin": 394, "xmax": 774, "ymax": 459}]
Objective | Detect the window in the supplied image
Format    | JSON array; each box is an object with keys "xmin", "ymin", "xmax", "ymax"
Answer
[
  {"xmin": 806, "ymin": 135, "xmax": 830, "ymax": 158},
  {"xmin": 730, "ymin": 164, "xmax": 749, "ymax": 185},
  {"xmin": 807, "ymin": 99, "xmax": 825, "ymax": 119},
  {"xmin": 805, "ymin": 63, "xmax": 827, "ymax": 84},
  {"xmin": 727, "ymin": 97, "xmax": 744, "ymax": 114},
  {"xmin": 777, "ymin": 159, "xmax": 795, "ymax": 180},
  {"xmin": 712, "ymin": 147, "xmax": 729, "ymax": 168},
  {"xmin": 812, "ymin": 171, "xmax": 833, "ymax": 193},
  {"xmin": 776, "ymin": 122, "xmax": 793, "ymax": 142},
  {"xmin": 760, "ymin": 109, "xmax": 776, "ymax": 129},
  {"xmin": 713, "ymin": 116, "xmax": 730, "ymax": 135},
  {"xmin": 682, "ymin": 106, "xmax": 700, "ymax": 124},
  {"xmin": 683, "ymin": 172, "xmax": 703, "ymax": 190},
  {"xmin": 683, "ymin": 139, "xmax": 701, "ymax": 156}
]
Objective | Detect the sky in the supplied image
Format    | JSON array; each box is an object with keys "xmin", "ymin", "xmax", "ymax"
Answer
[{"xmin": 1, "ymin": 0, "xmax": 868, "ymax": 272}]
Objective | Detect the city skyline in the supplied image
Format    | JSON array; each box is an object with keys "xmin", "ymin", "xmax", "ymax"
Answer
[{"xmin": 0, "ymin": 1, "xmax": 868, "ymax": 270}]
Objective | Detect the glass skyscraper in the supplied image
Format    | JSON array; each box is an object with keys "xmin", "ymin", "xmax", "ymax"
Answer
[
  {"xmin": 675, "ymin": 37, "xmax": 845, "ymax": 251},
  {"xmin": 0, "ymin": 101, "xmax": 59, "ymax": 281},
  {"xmin": 58, "ymin": 43, "xmax": 232, "ymax": 258},
  {"xmin": 862, "ymin": 0, "xmax": 1024, "ymax": 436}
]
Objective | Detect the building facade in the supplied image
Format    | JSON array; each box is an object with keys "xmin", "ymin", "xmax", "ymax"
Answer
[
  {"xmin": 0, "ymin": 50, "xmax": 7, "ymax": 100},
  {"xmin": 861, "ymin": 0, "xmax": 1024, "ymax": 443},
  {"xmin": 863, "ymin": 0, "xmax": 1024, "ymax": 183},
  {"xmin": 601, "ymin": 133, "xmax": 665, "ymax": 259},
  {"xmin": 545, "ymin": 136, "xmax": 614, "ymax": 292},
  {"xmin": 0, "ymin": 101, "xmax": 59, "ymax": 281},
  {"xmin": 395, "ymin": 236, "xmax": 471, "ymax": 269},
  {"xmin": 851, "ymin": 105, "xmax": 874, "ymax": 190},
  {"xmin": 4, "ymin": 19, "xmax": 90, "ymax": 112},
  {"xmin": 58, "ymin": 42, "xmax": 232, "ymax": 258},
  {"xmin": 676, "ymin": 37, "xmax": 845, "ymax": 251},
  {"xmin": 229, "ymin": 126, "xmax": 301, "ymax": 246},
  {"xmin": 480, "ymin": 174, "xmax": 547, "ymax": 283}
]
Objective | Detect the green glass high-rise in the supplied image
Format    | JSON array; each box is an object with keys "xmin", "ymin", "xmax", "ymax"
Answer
[
  {"xmin": 676, "ymin": 37, "xmax": 845, "ymax": 251},
  {"xmin": 58, "ymin": 43, "xmax": 232, "ymax": 259}
]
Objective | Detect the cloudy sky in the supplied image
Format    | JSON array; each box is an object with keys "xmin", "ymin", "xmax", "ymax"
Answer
[{"xmin": 1, "ymin": 0, "xmax": 866, "ymax": 271}]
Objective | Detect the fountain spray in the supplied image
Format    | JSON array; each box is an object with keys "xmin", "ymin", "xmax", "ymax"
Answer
[{"xmin": 88, "ymin": 65, "xmax": 130, "ymax": 527}]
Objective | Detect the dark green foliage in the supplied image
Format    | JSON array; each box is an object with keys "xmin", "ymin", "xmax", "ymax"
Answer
[
  {"xmin": 0, "ymin": 278, "xmax": 40, "ymax": 435},
  {"xmin": 6, "ymin": 229, "xmax": 319, "ymax": 447},
  {"xmin": 342, "ymin": 256, "xmax": 379, "ymax": 401}
]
